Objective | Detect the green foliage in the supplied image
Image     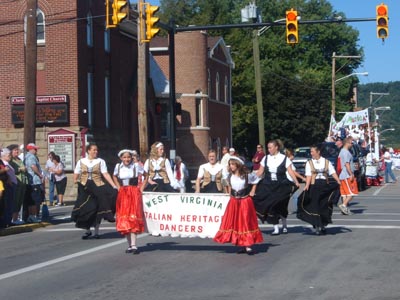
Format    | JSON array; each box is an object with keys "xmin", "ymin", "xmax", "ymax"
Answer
[
  {"xmin": 158, "ymin": 0, "xmax": 364, "ymax": 155},
  {"xmin": 358, "ymin": 82, "xmax": 400, "ymax": 148}
]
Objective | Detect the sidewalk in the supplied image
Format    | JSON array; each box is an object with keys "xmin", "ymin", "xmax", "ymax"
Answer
[
  {"xmin": 0, "ymin": 222, "xmax": 52, "ymax": 237},
  {"xmin": 0, "ymin": 198, "xmax": 76, "ymax": 237}
]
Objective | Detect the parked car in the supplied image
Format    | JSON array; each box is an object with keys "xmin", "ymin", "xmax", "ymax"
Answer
[{"xmin": 292, "ymin": 147, "xmax": 311, "ymax": 177}]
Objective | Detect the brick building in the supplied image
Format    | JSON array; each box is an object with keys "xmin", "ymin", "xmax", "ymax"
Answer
[
  {"xmin": 0, "ymin": 0, "xmax": 141, "ymax": 199},
  {"xmin": 0, "ymin": 1, "xmax": 234, "ymax": 198},
  {"xmin": 150, "ymin": 31, "xmax": 234, "ymax": 176}
]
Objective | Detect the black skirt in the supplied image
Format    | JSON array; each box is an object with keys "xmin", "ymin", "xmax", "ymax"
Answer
[
  {"xmin": 253, "ymin": 179, "xmax": 293, "ymax": 224},
  {"xmin": 200, "ymin": 181, "xmax": 222, "ymax": 193},
  {"xmin": 297, "ymin": 179, "xmax": 340, "ymax": 228},
  {"xmin": 144, "ymin": 179, "xmax": 176, "ymax": 193},
  {"xmin": 71, "ymin": 181, "xmax": 117, "ymax": 229}
]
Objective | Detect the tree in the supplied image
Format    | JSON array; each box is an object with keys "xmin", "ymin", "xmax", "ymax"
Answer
[{"xmin": 158, "ymin": 0, "xmax": 363, "ymax": 155}]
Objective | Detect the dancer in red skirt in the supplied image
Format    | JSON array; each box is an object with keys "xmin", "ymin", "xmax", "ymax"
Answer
[
  {"xmin": 214, "ymin": 156, "xmax": 263, "ymax": 255},
  {"xmin": 113, "ymin": 149, "xmax": 145, "ymax": 255}
]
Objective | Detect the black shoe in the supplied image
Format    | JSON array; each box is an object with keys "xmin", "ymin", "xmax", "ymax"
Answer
[
  {"xmin": 82, "ymin": 231, "xmax": 92, "ymax": 240},
  {"xmin": 132, "ymin": 248, "xmax": 140, "ymax": 255},
  {"xmin": 321, "ymin": 227, "xmax": 327, "ymax": 235},
  {"xmin": 237, "ymin": 247, "xmax": 247, "ymax": 254},
  {"xmin": 107, "ymin": 217, "xmax": 115, "ymax": 223},
  {"xmin": 246, "ymin": 248, "xmax": 255, "ymax": 256},
  {"xmin": 125, "ymin": 247, "xmax": 133, "ymax": 254}
]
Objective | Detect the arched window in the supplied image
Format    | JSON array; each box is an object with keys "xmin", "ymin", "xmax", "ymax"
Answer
[
  {"xmin": 37, "ymin": 9, "xmax": 45, "ymax": 45},
  {"xmin": 216, "ymin": 73, "xmax": 220, "ymax": 101},
  {"xmin": 24, "ymin": 8, "xmax": 46, "ymax": 45},
  {"xmin": 87, "ymin": 12, "xmax": 93, "ymax": 47}
]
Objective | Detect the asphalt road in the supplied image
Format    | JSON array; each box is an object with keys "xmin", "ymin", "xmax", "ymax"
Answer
[{"xmin": 1, "ymin": 176, "xmax": 400, "ymax": 300}]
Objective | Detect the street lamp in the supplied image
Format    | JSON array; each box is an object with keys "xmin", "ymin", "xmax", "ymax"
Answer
[
  {"xmin": 331, "ymin": 71, "xmax": 368, "ymax": 117},
  {"xmin": 373, "ymin": 106, "xmax": 391, "ymax": 158},
  {"xmin": 331, "ymin": 52, "xmax": 364, "ymax": 117},
  {"xmin": 380, "ymin": 128, "xmax": 395, "ymax": 134}
]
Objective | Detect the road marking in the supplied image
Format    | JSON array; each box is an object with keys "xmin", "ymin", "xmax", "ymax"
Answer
[
  {"xmin": 259, "ymin": 224, "xmax": 400, "ymax": 229},
  {"xmin": 373, "ymin": 186, "xmax": 384, "ymax": 196},
  {"xmin": 0, "ymin": 233, "xmax": 147, "ymax": 281}
]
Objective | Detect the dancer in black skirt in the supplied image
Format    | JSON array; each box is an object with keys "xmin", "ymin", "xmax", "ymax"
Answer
[
  {"xmin": 296, "ymin": 145, "xmax": 341, "ymax": 235},
  {"xmin": 142, "ymin": 142, "xmax": 179, "ymax": 192},
  {"xmin": 253, "ymin": 140, "xmax": 300, "ymax": 235},
  {"xmin": 72, "ymin": 143, "xmax": 118, "ymax": 239}
]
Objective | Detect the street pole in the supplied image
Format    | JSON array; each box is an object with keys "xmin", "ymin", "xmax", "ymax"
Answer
[
  {"xmin": 331, "ymin": 53, "xmax": 362, "ymax": 117},
  {"xmin": 168, "ymin": 19, "xmax": 176, "ymax": 161},
  {"xmin": 137, "ymin": 0, "xmax": 149, "ymax": 160},
  {"xmin": 24, "ymin": 0, "xmax": 37, "ymax": 147},
  {"xmin": 252, "ymin": 30, "xmax": 265, "ymax": 147},
  {"xmin": 331, "ymin": 52, "xmax": 336, "ymax": 117}
]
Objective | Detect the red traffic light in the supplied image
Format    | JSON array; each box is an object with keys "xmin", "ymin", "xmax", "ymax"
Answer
[
  {"xmin": 376, "ymin": 3, "xmax": 389, "ymax": 40},
  {"xmin": 377, "ymin": 5, "xmax": 387, "ymax": 16},
  {"xmin": 287, "ymin": 11, "xmax": 297, "ymax": 22}
]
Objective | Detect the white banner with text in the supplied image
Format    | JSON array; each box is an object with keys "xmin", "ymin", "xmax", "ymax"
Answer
[{"xmin": 142, "ymin": 192, "xmax": 230, "ymax": 238}]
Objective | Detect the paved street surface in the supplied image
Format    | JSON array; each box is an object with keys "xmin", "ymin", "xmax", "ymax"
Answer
[{"xmin": 1, "ymin": 174, "xmax": 400, "ymax": 300}]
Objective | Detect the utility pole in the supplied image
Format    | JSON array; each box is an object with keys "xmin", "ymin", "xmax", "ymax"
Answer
[
  {"xmin": 137, "ymin": 0, "xmax": 149, "ymax": 159},
  {"xmin": 252, "ymin": 29, "xmax": 265, "ymax": 148},
  {"xmin": 24, "ymin": 0, "xmax": 37, "ymax": 147},
  {"xmin": 331, "ymin": 53, "xmax": 362, "ymax": 117}
]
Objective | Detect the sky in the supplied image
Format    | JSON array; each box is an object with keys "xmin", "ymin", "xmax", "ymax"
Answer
[{"xmin": 146, "ymin": 0, "xmax": 398, "ymax": 84}]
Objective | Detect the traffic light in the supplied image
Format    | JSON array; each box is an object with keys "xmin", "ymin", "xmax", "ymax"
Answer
[
  {"xmin": 146, "ymin": 5, "xmax": 160, "ymax": 40},
  {"xmin": 112, "ymin": 0, "xmax": 127, "ymax": 26},
  {"xmin": 155, "ymin": 103, "xmax": 162, "ymax": 115},
  {"xmin": 286, "ymin": 9, "xmax": 299, "ymax": 45},
  {"xmin": 376, "ymin": 3, "xmax": 388, "ymax": 40}
]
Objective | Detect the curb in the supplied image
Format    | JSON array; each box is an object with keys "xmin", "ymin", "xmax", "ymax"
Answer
[{"xmin": 0, "ymin": 222, "xmax": 52, "ymax": 237}]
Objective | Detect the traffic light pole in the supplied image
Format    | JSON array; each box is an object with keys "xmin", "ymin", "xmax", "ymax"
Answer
[
  {"xmin": 252, "ymin": 30, "xmax": 265, "ymax": 148},
  {"xmin": 174, "ymin": 17, "xmax": 375, "ymax": 33},
  {"xmin": 168, "ymin": 19, "xmax": 176, "ymax": 160}
]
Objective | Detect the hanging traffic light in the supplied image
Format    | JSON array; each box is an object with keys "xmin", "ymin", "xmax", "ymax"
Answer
[
  {"xmin": 155, "ymin": 103, "xmax": 162, "ymax": 115},
  {"xmin": 286, "ymin": 9, "xmax": 299, "ymax": 45},
  {"xmin": 146, "ymin": 5, "xmax": 160, "ymax": 40},
  {"xmin": 376, "ymin": 3, "xmax": 388, "ymax": 40},
  {"xmin": 112, "ymin": 0, "xmax": 128, "ymax": 26}
]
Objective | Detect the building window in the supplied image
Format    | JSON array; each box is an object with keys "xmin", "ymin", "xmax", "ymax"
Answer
[
  {"xmin": 104, "ymin": 23, "xmax": 110, "ymax": 53},
  {"xmin": 24, "ymin": 8, "xmax": 46, "ymax": 45},
  {"xmin": 224, "ymin": 76, "xmax": 228, "ymax": 103},
  {"xmin": 87, "ymin": 72, "xmax": 94, "ymax": 127},
  {"xmin": 207, "ymin": 69, "xmax": 211, "ymax": 99},
  {"xmin": 160, "ymin": 102, "xmax": 171, "ymax": 139},
  {"xmin": 87, "ymin": 12, "xmax": 93, "ymax": 47},
  {"xmin": 195, "ymin": 92, "xmax": 202, "ymax": 126},
  {"xmin": 37, "ymin": 9, "xmax": 45, "ymax": 45},
  {"xmin": 105, "ymin": 76, "xmax": 110, "ymax": 128},
  {"xmin": 216, "ymin": 73, "xmax": 220, "ymax": 101}
]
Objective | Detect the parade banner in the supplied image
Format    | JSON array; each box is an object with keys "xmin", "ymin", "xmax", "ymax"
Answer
[
  {"xmin": 337, "ymin": 108, "xmax": 369, "ymax": 127},
  {"xmin": 142, "ymin": 192, "xmax": 230, "ymax": 238}
]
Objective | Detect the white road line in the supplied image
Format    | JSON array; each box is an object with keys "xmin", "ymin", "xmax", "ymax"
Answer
[
  {"xmin": 0, "ymin": 240, "xmax": 124, "ymax": 281},
  {"xmin": 0, "ymin": 233, "xmax": 147, "ymax": 281},
  {"xmin": 259, "ymin": 224, "xmax": 400, "ymax": 229}
]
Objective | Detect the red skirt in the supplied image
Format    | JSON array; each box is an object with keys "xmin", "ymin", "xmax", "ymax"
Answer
[
  {"xmin": 116, "ymin": 186, "xmax": 145, "ymax": 235},
  {"xmin": 214, "ymin": 196, "xmax": 263, "ymax": 247}
]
